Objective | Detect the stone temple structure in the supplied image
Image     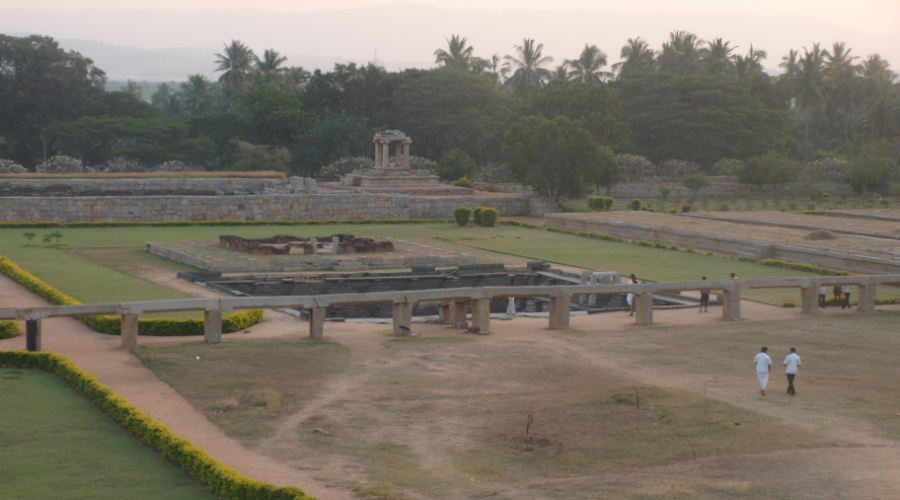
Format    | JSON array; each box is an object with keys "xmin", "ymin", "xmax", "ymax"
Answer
[{"xmin": 343, "ymin": 130, "xmax": 440, "ymax": 188}]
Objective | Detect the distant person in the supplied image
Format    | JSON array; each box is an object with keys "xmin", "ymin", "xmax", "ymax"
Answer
[
  {"xmin": 841, "ymin": 284, "xmax": 852, "ymax": 309},
  {"xmin": 783, "ymin": 347, "xmax": 801, "ymax": 396},
  {"xmin": 699, "ymin": 276, "xmax": 710, "ymax": 313},
  {"xmin": 730, "ymin": 272, "xmax": 737, "ymax": 279},
  {"xmin": 506, "ymin": 278, "xmax": 517, "ymax": 317},
  {"xmin": 832, "ymin": 285, "xmax": 842, "ymax": 307},
  {"xmin": 753, "ymin": 346, "xmax": 772, "ymax": 396},
  {"xmin": 818, "ymin": 285, "xmax": 827, "ymax": 308},
  {"xmin": 626, "ymin": 274, "xmax": 638, "ymax": 316}
]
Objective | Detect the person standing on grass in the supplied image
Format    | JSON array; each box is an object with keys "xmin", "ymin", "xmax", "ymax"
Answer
[
  {"xmin": 506, "ymin": 278, "xmax": 517, "ymax": 317},
  {"xmin": 626, "ymin": 274, "xmax": 638, "ymax": 316},
  {"xmin": 833, "ymin": 285, "xmax": 842, "ymax": 307},
  {"xmin": 753, "ymin": 346, "xmax": 772, "ymax": 396},
  {"xmin": 784, "ymin": 347, "xmax": 801, "ymax": 396},
  {"xmin": 699, "ymin": 276, "xmax": 710, "ymax": 313},
  {"xmin": 818, "ymin": 285, "xmax": 827, "ymax": 308},
  {"xmin": 841, "ymin": 284, "xmax": 852, "ymax": 309}
]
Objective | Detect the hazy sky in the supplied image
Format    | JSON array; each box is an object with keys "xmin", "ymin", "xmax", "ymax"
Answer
[{"xmin": 6, "ymin": 0, "xmax": 898, "ymax": 35}]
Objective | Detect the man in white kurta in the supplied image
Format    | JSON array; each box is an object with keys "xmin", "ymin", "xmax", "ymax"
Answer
[{"xmin": 753, "ymin": 346, "xmax": 772, "ymax": 396}]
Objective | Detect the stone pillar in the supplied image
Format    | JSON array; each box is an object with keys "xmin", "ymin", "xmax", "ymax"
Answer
[
  {"xmin": 204, "ymin": 308, "xmax": 222, "ymax": 344},
  {"xmin": 374, "ymin": 142, "xmax": 382, "ymax": 168},
  {"xmin": 438, "ymin": 304, "xmax": 451, "ymax": 324},
  {"xmin": 381, "ymin": 141, "xmax": 390, "ymax": 168},
  {"xmin": 25, "ymin": 319, "xmax": 41, "ymax": 352},
  {"xmin": 121, "ymin": 314, "xmax": 139, "ymax": 349},
  {"xmin": 332, "ymin": 236, "xmax": 339, "ymax": 254},
  {"xmin": 858, "ymin": 284, "xmax": 877, "ymax": 312},
  {"xmin": 722, "ymin": 289, "xmax": 741, "ymax": 321},
  {"xmin": 309, "ymin": 307, "xmax": 325, "ymax": 339},
  {"xmin": 392, "ymin": 301, "xmax": 412, "ymax": 336},
  {"xmin": 634, "ymin": 293, "xmax": 653, "ymax": 325},
  {"xmin": 310, "ymin": 238, "xmax": 317, "ymax": 255},
  {"xmin": 452, "ymin": 300, "xmax": 468, "ymax": 328},
  {"xmin": 800, "ymin": 287, "xmax": 819, "ymax": 315},
  {"xmin": 471, "ymin": 298, "xmax": 490, "ymax": 334},
  {"xmin": 548, "ymin": 294, "xmax": 571, "ymax": 330},
  {"xmin": 401, "ymin": 141, "xmax": 411, "ymax": 168}
]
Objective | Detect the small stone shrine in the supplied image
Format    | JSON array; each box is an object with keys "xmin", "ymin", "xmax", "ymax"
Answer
[
  {"xmin": 219, "ymin": 234, "xmax": 394, "ymax": 255},
  {"xmin": 342, "ymin": 130, "xmax": 440, "ymax": 187}
]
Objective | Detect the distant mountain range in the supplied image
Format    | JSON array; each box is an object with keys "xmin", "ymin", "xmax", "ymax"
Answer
[{"xmin": 2, "ymin": 4, "xmax": 898, "ymax": 84}]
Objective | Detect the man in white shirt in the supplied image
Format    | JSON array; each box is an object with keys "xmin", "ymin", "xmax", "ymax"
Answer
[
  {"xmin": 784, "ymin": 347, "xmax": 801, "ymax": 396},
  {"xmin": 753, "ymin": 346, "xmax": 772, "ymax": 396},
  {"xmin": 841, "ymin": 284, "xmax": 852, "ymax": 309}
]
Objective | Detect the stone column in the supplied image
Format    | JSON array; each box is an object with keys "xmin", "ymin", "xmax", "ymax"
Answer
[
  {"xmin": 800, "ymin": 287, "xmax": 819, "ymax": 315},
  {"xmin": 392, "ymin": 301, "xmax": 412, "ymax": 336},
  {"xmin": 381, "ymin": 141, "xmax": 390, "ymax": 168},
  {"xmin": 309, "ymin": 307, "xmax": 325, "ymax": 339},
  {"xmin": 438, "ymin": 304, "xmax": 451, "ymax": 324},
  {"xmin": 548, "ymin": 294, "xmax": 571, "ymax": 330},
  {"xmin": 471, "ymin": 298, "xmax": 490, "ymax": 334},
  {"xmin": 634, "ymin": 293, "xmax": 653, "ymax": 325},
  {"xmin": 25, "ymin": 319, "xmax": 41, "ymax": 352},
  {"xmin": 452, "ymin": 300, "xmax": 468, "ymax": 328},
  {"xmin": 310, "ymin": 238, "xmax": 317, "ymax": 255},
  {"xmin": 858, "ymin": 284, "xmax": 877, "ymax": 312},
  {"xmin": 204, "ymin": 308, "xmax": 222, "ymax": 344},
  {"xmin": 332, "ymin": 236, "xmax": 340, "ymax": 254},
  {"xmin": 374, "ymin": 141, "xmax": 382, "ymax": 168},
  {"xmin": 120, "ymin": 313, "xmax": 139, "ymax": 349},
  {"xmin": 722, "ymin": 289, "xmax": 741, "ymax": 321}
]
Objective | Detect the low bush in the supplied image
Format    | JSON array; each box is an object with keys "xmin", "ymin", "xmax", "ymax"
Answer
[
  {"xmin": 472, "ymin": 207, "xmax": 484, "ymax": 226},
  {"xmin": 629, "ymin": 198, "xmax": 643, "ymax": 211},
  {"xmin": 479, "ymin": 207, "xmax": 499, "ymax": 227},
  {"xmin": 0, "ymin": 320, "xmax": 19, "ymax": 339},
  {"xmin": 453, "ymin": 206, "xmax": 472, "ymax": 226}
]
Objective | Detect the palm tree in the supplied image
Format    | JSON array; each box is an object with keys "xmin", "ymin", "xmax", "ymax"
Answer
[
  {"xmin": 702, "ymin": 38, "xmax": 736, "ymax": 77},
  {"xmin": 434, "ymin": 35, "xmax": 475, "ymax": 71},
  {"xmin": 860, "ymin": 55, "xmax": 898, "ymax": 141},
  {"xmin": 612, "ymin": 37, "xmax": 654, "ymax": 79},
  {"xmin": 565, "ymin": 44, "xmax": 612, "ymax": 87},
  {"xmin": 788, "ymin": 44, "xmax": 829, "ymax": 162},
  {"xmin": 280, "ymin": 66, "xmax": 310, "ymax": 93},
  {"xmin": 503, "ymin": 38, "xmax": 554, "ymax": 96},
  {"xmin": 733, "ymin": 45, "xmax": 767, "ymax": 81},
  {"xmin": 657, "ymin": 31, "xmax": 703, "ymax": 75},
  {"xmin": 215, "ymin": 40, "xmax": 255, "ymax": 96},
  {"xmin": 552, "ymin": 64, "xmax": 571, "ymax": 81},
  {"xmin": 254, "ymin": 49, "xmax": 288, "ymax": 88},
  {"xmin": 180, "ymin": 74, "xmax": 216, "ymax": 115},
  {"xmin": 823, "ymin": 42, "xmax": 862, "ymax": 145}
]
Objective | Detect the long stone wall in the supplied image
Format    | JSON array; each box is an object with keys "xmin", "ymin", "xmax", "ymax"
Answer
[
  {"xmin": 0, "ymin": 193, "xmax": 554, "ymax": 223},
  {"xmin": 0, "ymin": 177, "xmax": 316, "ymax": 196},
  {"xmin": 545, "ymin": 214, "xmax": 900, "ymax": 275}
]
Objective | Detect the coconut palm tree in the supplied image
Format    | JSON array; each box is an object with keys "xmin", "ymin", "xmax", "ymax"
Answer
[
  {"xmin": 254, "ymin": 49, "xmax": 288, "ymax": 88},
  {"xmin": 503, "ymin": 38, "xmax": 554, "ymax": 96},
  {"xmin": 565, "ymin": 44, "xmax": 612, "ymax": 87},
  {"xmin": 612, "ymin": 37, "xmax": 654, "ymax": 79},
  {"xmin": 215, "ymin": 40, "xmax": 255, "ymax": 97},
  {"xmin": 434, "ymin": 35, "xmax": 475, "ymax": 71},
  {"xmin": 733, "ymin": 45, "xmax": 767, "ymax": 81},
  {"xmin": 181, "ymin": 74, "xmax": 217, "ymax": 115},
  {"xmin": 702, "ymin": 37, "xmax": 736, "ymax": 77},
  {"xmin": 823, "ymin": 42, "xmax": 862, "ymax": 145},
  {"xmin": 788, "ymin": 44, "xmax": 829, "ymax": 162},
  {"xmin": 657, "ymin": 31, "xmax": 703, "ymax": 75},
  {"xmin": 860, "ymin": 54, "xmax": 898, "ymax": 141}
]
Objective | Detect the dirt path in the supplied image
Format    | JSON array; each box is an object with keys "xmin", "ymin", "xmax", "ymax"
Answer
[{"xmin": 2, "ymin": 274, "xmax": 899, "ymax": 499}]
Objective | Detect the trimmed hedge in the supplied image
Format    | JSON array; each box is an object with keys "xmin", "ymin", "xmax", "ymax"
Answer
[
  {"xmin": 453, "ymin": 206, "xmax": 472, "ymax": 226},
  {"xmin": 0, "ymin": 351, "xmax": 314, "ymax": 500},
  {"xmin": 0, "ymin": 254, "xmax": 263, "ymax": 336},
  {"xmin": 0, "ymin": 320, "xmax": 19, "ymax": 339},
  {"xmin": 477, "ymin": 207, "xmax": 499, "ymax": 227}
]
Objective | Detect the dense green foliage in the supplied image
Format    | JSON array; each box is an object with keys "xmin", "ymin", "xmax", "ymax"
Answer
[
  {"xmin": 0, "ymin": 320, "xmax": 18, "ymax": 339},
  {"xmin": 453, "ymin": 206, "xmax": 472, "ymax": 226},
  {"xmin": 0, "ymin": 351, "xmax": 313, "ymax": 499}
]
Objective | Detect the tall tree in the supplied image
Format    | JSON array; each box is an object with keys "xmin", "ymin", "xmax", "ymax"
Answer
[
  {"xmin": 215, "ymin": 40, "xmax": 255, "ymax": 98},
  {"xmin": 734, "ymin": 45, "xmax": 767, "ymax": 81},
  {"xmin": 613, "ymin": 37, "xmax": 654, "ymax": 80},
  {"xmin": 565, "ymin": 44, "xmax": 612, "ymax": 87},
  {"xmin": 180, "ymin": 74, "xmax": 218, "ymax": 115},
  {"xmin": 657, "ymin": 31, "xmax": 703, "ymax": 75},
  {"xmin": 823, "ymin": 42, "xmax": 862, "ymax": 147},
  {"xmin": 702, "ymin": 38, "xmax": 736, "ymax": 77},
  {"xmin": 253, "ymin": 49, "xmax": 288, "ymax": 89},
  {"xmin": 787, "ymin": 44, "xmax": 828, "ymax": 162},
  {"xmin": 503, "ymin": 38, "xmax": 554, "ymax": 96},
  {"xmin": 859, "ymin": 54, "xmax": 897, "ymax": 142},
  {"xmin": 434, "ymin": 35, "xmax": 476, "ymax": 71}
]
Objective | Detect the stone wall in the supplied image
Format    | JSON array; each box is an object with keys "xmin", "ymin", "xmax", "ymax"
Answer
[
  {"xmin": 605, "ymin": 181, "xmax": 837, "ymax": 200},
  {"xmin": 0, "ymin": 177, "xmax": 316, "ymax": 196},
  {"xmin": 0, "ymin": 192, "xmax": 555, "ymax": 224}
]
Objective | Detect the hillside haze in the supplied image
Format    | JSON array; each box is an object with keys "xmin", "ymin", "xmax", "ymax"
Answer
[{"xmin": 2, "ymin": 4, "xmax": 898, "ymax": 82}]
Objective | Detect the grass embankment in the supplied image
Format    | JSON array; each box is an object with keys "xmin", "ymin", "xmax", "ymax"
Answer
[
  {"xmin": 3, "ymin": 222, "xmax": 895, "ymax": 308},
  {"xmin": 0, "ymin": 368, "xmax": 218, "ymax": 500}
]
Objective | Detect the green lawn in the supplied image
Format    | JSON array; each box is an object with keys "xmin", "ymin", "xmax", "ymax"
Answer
[
  {"xmin": 1, "ymin": 222, "xmax": 897, "ymax": 307},
  {"xmin": 0, "ymin": 368, "xmax": 217, "ymax": 500}
]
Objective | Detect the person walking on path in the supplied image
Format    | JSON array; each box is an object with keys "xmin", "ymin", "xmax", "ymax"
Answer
[
  {"xmin": 506, "ymin": 278, "xmax": 517, "ymax": 317},
  {"xmin": 784, "ymin": 347, "xmax": 801, "ymax": 396},
  {"xmin": 754, "ymin": 346, "xmax": 772, "ymax": 396},
  {"xmin": 626, "ymin": 274, "xmax": 638, "ymax": 316},
  {"xmin": 818, "ymin": 285, "xmax": 827, "ymax": 308},
  {"xmin": 699, "ymin": 276, "xmax": 710, "ymax": 313},
  {"xmin": 841, "ymin": 284, "xmax": 852, "ymax": 309}
]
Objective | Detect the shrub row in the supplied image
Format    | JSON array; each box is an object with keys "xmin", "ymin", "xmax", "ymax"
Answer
[
  {"xmin": 587, "ymin": 196, "xmax": 614, "ymax": 211},
  {"xmin": 0, "ymin": 320, "xmax": 18, "ymax": 339},
  {"xmin": 0, "ymin": 218, "xmax": 455, "ymax": 230},
  {"xmin": 0, "ymin": 351, "xmax": 313, "ymax": 500},
  {"xmin": 0, "ymin": 254, "xmax": 263, "ymax": 336},
  {"xmin": 453, "ymin": 206, "xmax": 499, "ymax": 227}
]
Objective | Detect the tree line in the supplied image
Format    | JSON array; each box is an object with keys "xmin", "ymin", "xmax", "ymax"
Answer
[{"xmin": 0, "ymin": 32, "xmax": 898, "ymax": 198}]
